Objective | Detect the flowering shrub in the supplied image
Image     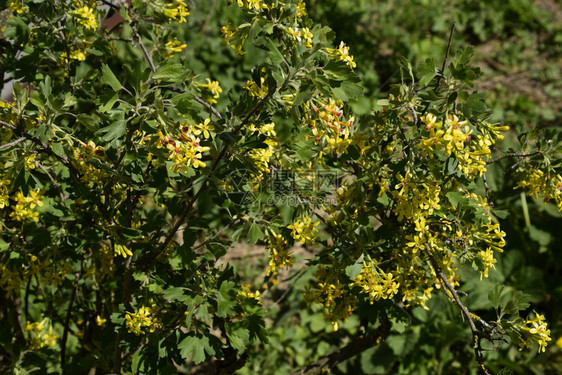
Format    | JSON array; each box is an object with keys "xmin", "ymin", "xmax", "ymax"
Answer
[{"xmin": 0, "ymin": 0, "xmax": 561, "ymax": 374}]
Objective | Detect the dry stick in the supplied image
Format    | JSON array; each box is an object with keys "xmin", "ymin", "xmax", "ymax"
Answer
[
  {"xmin": 291, "ymin": 317, "xmax": 391, "ymax": 375},
  {"xmin": 61, "ymin": 272, "xmax": 81, "ymax": 369},
  {"xmin": 0, "ymin": 120, "xmax": 81, "ymax": 179},
  {"xmin": 424, "ymin": 245, "xmax": 492, "ymax": 375}
]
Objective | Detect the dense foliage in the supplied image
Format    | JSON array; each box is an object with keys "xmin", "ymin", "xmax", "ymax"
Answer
[{"xmin": 0, "ymin": 0, "xmax": 561, "ymax": 374}]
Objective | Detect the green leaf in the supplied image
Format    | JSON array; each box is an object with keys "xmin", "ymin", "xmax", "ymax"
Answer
[
  {"xmin": 216, "ymin": 281, "xmax": 237, "ymax": 318},
  {"xmin": 267, "ymin": 39, "xmax": 284, "ymax": 65},
  {"xmin": 101, "ymin": 64, "xmax": 123, "ymax": 91},
  {"xmin": 446, "ymin": 191, "xmax": 469, "ymax": 209},
  {"xmin": 162, "ymin": 287, "xmax": 189, "ymax": 302},
  {"xmin": 417, "ymin": 58, "xmax": 436, "ymax": 86},
  {"xmin": 153, "ymin": 62, "xmax": 186, "ymax": 82},
  {"xmin": 178, "ymin": 334, "xmax": 214, "ymax": 364},
  {"xmin": 346, "ymin": 254, "xmax": 364, "ymax": 280},
  {"xmin": 226, "ymin": 323, "xmax": 250, "ymax": 351},
  {"xmin": 0, "ymin": 238, "xmax": 8, "ymax": 252},
  {"xmin": 488, "ymin": 284, "xmax": 503, "ymax": 310},
  {"xmin": 247, "ymin": 222, "xmax": 264, "ymax": 244},
  {"xmin": 99, "ymin": 92, "xmax": 118, "ymax": 113},
  {"xmin": 97, "ymin": 119, "xmax": 127, "ymax": 141}
]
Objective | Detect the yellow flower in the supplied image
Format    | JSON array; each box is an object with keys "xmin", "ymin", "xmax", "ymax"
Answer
[
  {"xmin": 164, "ymin": 0, "xmax": 190, "ymax": 23},
  {"xmin": 288, "ymin": 216, "xmax": 319, "ymax": 245},
  {"xmin": 125, "ymin": 306, "xmax": 161, "ymax": 335},
  {"xmin": 198, "ymin": 78, "xmax": 222, "ymax": 104},
  {"xmin": 8, "ymin": 0, "xmax": 29, "ymax": 14},
  {"xmin": 326, "ymin": 41, "xmax": 356, "ymax": 69},
  {"xmin": 71, "ymin": 6, "xmax": 98, "ymax": 30},
  {"xmin": 193, "ymin": 118, "xmax": 214, "ymax": 139},
  {"xmin": 114, "ymin": 244, "xmax": 133, "ymax": 258},
  {"xmin": 163, "ymin": 39, "xmax": 187, "ymax": 59}
]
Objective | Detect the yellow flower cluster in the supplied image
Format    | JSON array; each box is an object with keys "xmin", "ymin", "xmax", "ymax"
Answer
[
  {"xmin": 26, "ymin": 255, "xmax": 70, "ymax": 287},
  {"xmin": 162, "ymin": 39, "xmax": 187, "ymax": 59},
  {"xmin": 9, "ymin": 190, "xmax": 44, "ymax": 222},
  {"xmin": 0, "ymin": 264, "xmax": 21, "ymax": 297},
  {"xmin": 325, "ymin": 41, "xmax": 356, "ymax": 69},
  {"xmin": 517, "ymin": 312, "xmax": 551, "ymax": 353},
  {"xmin": 0, "ymin": 177, "xmax": 10, "ymax": 209},
  {"xmin": 393, "ymin": 169, "xmax": 441, "ymax": 224},
  {"xmin": 516, "ymin": 169, "xmax": 562, "ymax": 211},
  {"xmin": 125, "ymin": 305, "xmax": 161, "ymax": 335},
  {"xmin": 61, "ymin": 49, "xmax": 88, "ymax": 62},
  {"xmin": 351, "ymin": 261, "xmax": 400, "ymax": 304},
  {"xmin": 197, "ymin": 78, "xmax": 223, "ymax": 105},
  {"xmin": 244, "ymin": 69, "xmax": 269, "ymax": 99},
  {"xmin": 286, "ymin": 26, "xmax": 313, "ymax": 48},
  {"xmin": 114, "ymin": 244, "xmax": 133, "ymax": 258},
  {"xmin": 230, "ymin": 0, "xmax": 268, "ymax": 11},
  {"xmin": 304, "ymin": 263, "xmax": 356, "ymax": 331},
  {"xmin": 266, "ymin": 231, "xmax": 294, "ymax": 277},
  {"xmin": 163, "ymin": 0, "xmax": 190, "ymax": 23},
  {"xmin": 288, "ymin": 216, "xmax": 319, "ymax": 245},
  {"xmin": 306, "ymin": 99, "xmax": 354, "ymax": 156},
  {"xmin": 419, "ymin": 114, "xmax": 507, "ymax": 178},
  {"xmin": 71, "ymin": 5, "xmax": 98, "ymax": 30},
  {"xmin": 25, "ymin": 319, "xmax": 58, "ymax": 350},
  {"xmin": 238, "ymin": 284, "xmax": 261, "ymax": 301},
  {"xmin": 72, "ymin": 140, "xmax": 109, "ymax": 188},
  {"xmin": 156, "ymin": 120, "xmax": 212, "ymax": 173},
  {"xmin": 8, "ymin": 0, "xmax": 29, "ymax": 14},
  {"xmin": 247, "ymin": 122, "xmax": 277, "ymax": 174},
  {"xmin": 221, "ymin": 21, "xmax": 247, "ymax": 55}
]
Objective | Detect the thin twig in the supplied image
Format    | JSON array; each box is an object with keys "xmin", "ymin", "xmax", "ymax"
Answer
[
  {"xmin": 0, "ymin": 136, "xmax": 26, "ymax": 150},
  {"xmin": 61, "ymin": 271, "xmax": 81, "ymax": 368},
  {"xmin": 424, "ymin": 245, "xmax": 492, "ymax": 375},
  {"xmin": 434, "ymin": 22, "xmax": 456, "ymax": 92},
  {"xmin": 137, "ymin": 35, "xmax": 156, "ymax": 73},
  {"xmin": 291, "ymin": 317, "xmax": 391, "ymax": 375},
  {"xmin": 486, "ymin": 152, "xmax": 540, "ymax": 165},
  {"xmin": 194, "ymin": 96, "xmax": 223, "ymax": 119}
]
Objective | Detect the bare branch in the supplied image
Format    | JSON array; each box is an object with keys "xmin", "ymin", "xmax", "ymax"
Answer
[
  {"xmin": 292, "ymin": 317, "xmax": 391, "ymax": 375},
  {"xmin": 486, "ymin": 152, "xmax": 540, "ymax": 165},
  {"xmin": 424, "ymin": 245, "xmax": 492, "ymax": 375},
  {"xmin": 0, "ymin": 136, "xmax": 26, "ymax": 150}
]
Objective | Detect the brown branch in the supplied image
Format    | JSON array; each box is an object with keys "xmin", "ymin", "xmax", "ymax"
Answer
[
  {"xmin": 424, "ymin": 245, "xmax": 492, "ymax": 375},
  {"xmin": 434, "ymin": 22, "xmax": 456, "ymax": 92},
  {"xmin": 0, "ymin": 136, "xmax": 26, "ymax": 150},
  {"xmin": 136, "ymin": 34, "xmax": 156, "ymax": 73},
  {"xmin": 194, "ymin": 95, "xmax": 223, "ymax": 119},
  {"xmin": 291, "ymin": 316, "xmax": 391, "ymax": 375},
  {"xmin": 486, "ymin": 152, "xmax": 540, "ymax": 165}
]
